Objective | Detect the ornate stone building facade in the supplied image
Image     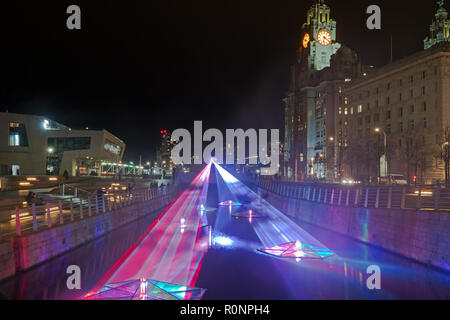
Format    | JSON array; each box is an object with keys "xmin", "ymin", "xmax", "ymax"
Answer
[
  {"xmin": 283, "ymin": 0, "xmax": 367, "ymax": 181},
  {"xmin": 343, "ymin": 4, "xmax": 450, "ymax": 184}
]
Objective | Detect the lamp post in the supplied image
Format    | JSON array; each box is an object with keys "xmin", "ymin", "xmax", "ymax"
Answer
[
  {"xmin": 442, "ymin": 141, "xmax": 449, "ymax": 186},
  {"xmin": 328, "ymin": 137, "xmax": 335, "ymax": 182},
  {"xmin": 375, "ymin": 128, "xmax": 388, "ymax": 184}
]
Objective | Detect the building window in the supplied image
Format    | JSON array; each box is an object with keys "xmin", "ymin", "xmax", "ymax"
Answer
[
  {"xmin": 421, "ymin": 87, "xmax": 426, "ymax": 96},
  {"xmin": 422, "ymin": 71, "xmax": 426, "ymax": 80},
  {"xmin": 386, "ymin": 110, "xmax": 391, "ymax": 120},
  {"xmin": 410, "ymin": 75, "xmax": 414, "ymax": 83},
  {"xmin": 358, "ymin": 104, "xmax": 363, "ymax": 113},
  {"xmin": 399, "ymin": 79, "xmax": 403, "ymax": 86},
  {"xmin": 410, "ymin": 89, "xmax": 413, "ymax": 98},
  {"xmin": 386, "ymin": 96, "xmax": 390, "ymax": 105},
  {"xmin": 386, "ymin": 124, "xmax": 391, "ymax": 134},
  {"xmin": 423, "ymin": 118, "xmax": 427, "ymax": 128},
  {"xmin": 46, "ymin": 137, "xmax": 91, "ymax": 175},
  {"xmin": 399, "ymin": 107, "xmax": 403, "ymax": 117},
  {"xmin": 423, "ymin": 102, "xmax": 427, "ymax": 112},
  {"xmin": 399, "ymin": 139, "xmax": 402, "ymax": 147},
  {"xmin": 410, "ymin": 120, "xmax": 415, "ymax": 129},
  {"xmin": 366, "ymin": 115, "xmax": 371, "ymax": 124},
  {"xmin": 399, "ymin": 93, "xmax": 402, "ymax": 101},
  {"xmin": 374, "ymin": 113, "xmax": 380, "ymax": 122},
  {"xmin": 387, "ymin": 83, "xmax": 391, "ymax": 90},
  {"xmin": 410, "ymin": 104, "xmax": 415, "ymax": 114},
  {"xmin": 375, "ymin": 100, "xmax": 379, "ymax": 108},
  {"xmin": 367, "ymin": 103, "xmax": 370, "ymax": 111},
  {"xmin": 8, "ymin": 122, "xmax": 28, "ymax": 147},
  {"xmin": 399, "ymin": 122, "xmax": 403, "ymax": 133}
]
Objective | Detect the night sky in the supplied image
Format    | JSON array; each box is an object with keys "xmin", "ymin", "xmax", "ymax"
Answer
[{"xmin": 0, "ymin": 0, "xmax": 439, "ymax": 161}]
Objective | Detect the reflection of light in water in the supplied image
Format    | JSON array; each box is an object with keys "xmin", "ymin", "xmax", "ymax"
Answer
[{"xmin": 213, "ymin": 236, "xmax": 233, "ymax": 247}]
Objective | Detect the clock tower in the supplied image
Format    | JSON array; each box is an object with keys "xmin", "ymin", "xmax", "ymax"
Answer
[
  {"xmin": 299, "ymin": 0, "xmax": 341, "ymax": 71},
  {"xmin": 424, "ymin": 1, "xmax": 450, "ymax": 49}
]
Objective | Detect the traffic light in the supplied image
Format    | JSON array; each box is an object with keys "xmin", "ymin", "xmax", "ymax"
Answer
[{"xmin": 413, "ymin": 175, "xmax": 417, "ymax": 182}]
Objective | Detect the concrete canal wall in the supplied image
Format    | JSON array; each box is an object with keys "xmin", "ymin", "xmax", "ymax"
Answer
[
  {"xmin": 257, "ymin": 187, "xmax": 450, "ymax": 273},
  {"xmin": 0, "ymin": 193, "xmax": 176, "ymax": 281}
]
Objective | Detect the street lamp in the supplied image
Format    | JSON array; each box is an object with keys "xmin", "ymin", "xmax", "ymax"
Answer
[
  {"xmin": 441, "ymin": 142, "xmax": 449, "ymax": 185},
  {"xmin": 374, "ymin": 128, "xmax": 388, "ymax": 183}
]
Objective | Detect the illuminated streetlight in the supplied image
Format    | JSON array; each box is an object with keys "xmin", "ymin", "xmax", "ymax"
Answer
[{"xmin": 47, "ymin": 147, "xmax": 54, "ymax": 153}]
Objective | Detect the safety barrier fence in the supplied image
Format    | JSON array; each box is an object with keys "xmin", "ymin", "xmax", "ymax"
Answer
[
  {"xmin": 250, "ymin": 179, "xmax": 450, "ymax": 212},
  {"xmin": 0, "ymin": 186, "xmax": 177, "ymax": 241}
]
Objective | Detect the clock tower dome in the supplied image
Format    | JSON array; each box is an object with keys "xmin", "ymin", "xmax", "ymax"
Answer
[
  {"xmin": 299, "ymin": 0, "xmax": 341, "ymax": 71},
  {"xmin": 424, "ymin": 1, "xmax": 450, "ymax": 49}
]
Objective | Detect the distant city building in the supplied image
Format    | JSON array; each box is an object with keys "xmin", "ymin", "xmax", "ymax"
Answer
[
  {"xmin": 156, "ymin": 129, "xmax": 178, "ymax": 177},
  {"xmin": 283, "ymin": 0, "xmax": 369, "ymax": 181},
  {"xmin": 0, "ymin": 112, "xmax": 125, "ymax": 177}
]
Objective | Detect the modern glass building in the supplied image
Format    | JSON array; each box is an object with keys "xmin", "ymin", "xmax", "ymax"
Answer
[{"xmin": 0, "ymin": 112, "xmax": 125, "ymax": 176}]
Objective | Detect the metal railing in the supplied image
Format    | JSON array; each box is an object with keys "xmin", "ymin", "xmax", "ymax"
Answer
[
  {"xmin": 251, "ymin": 179, "xmax": 450, "ymax": 212},
  {"xmin": 0, "ymin": 185, "xmax": 176, "ymax": 241}
]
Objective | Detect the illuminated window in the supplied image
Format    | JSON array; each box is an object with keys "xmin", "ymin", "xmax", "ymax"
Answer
[
  {"xmin": 357, "ymin": 105, "xmax": 362, "ymax": 113},
  {"xmin": 8, "ymin": 122, "xmax": 28, "ymax": 147}
]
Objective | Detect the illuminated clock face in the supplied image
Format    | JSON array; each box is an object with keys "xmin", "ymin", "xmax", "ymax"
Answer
[
  {"xmin": 302, "ymin": 33, "xmax": 310, "ymax": 48},
  {"xmin": 317, "ymin": 30, "xmax": 332, "ymax": 46}
]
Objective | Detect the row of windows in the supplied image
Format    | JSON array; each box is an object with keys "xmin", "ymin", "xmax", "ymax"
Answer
[
  {"xmin": 353, "ymin": 87, "xmax": 428, "ymax": 113},
  {"xmin": 356, "ymin": 102, "xmax": 428, "ymax": 125},
  {"xmin": 357, "ymin": 118, "xmax": 428, "ymax": 137},
  {"xmin": 349, "ymin": 68, "xmax": 438, "ymax": 102}
]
